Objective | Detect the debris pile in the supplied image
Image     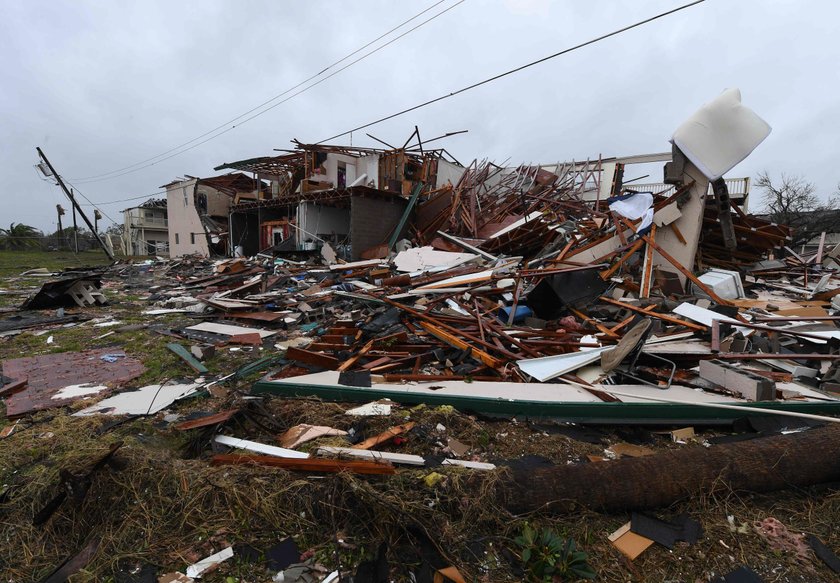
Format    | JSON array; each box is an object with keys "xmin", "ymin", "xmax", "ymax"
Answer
[{"xmin": 1, "ymin": 89, "xmax": 839, "ymax": 581}]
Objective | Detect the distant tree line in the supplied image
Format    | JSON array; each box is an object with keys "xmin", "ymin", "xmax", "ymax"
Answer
[
  {"xmin": 0, "ymin": 222, "xmax": 118, "ymax": 252},
  {"xmin": 756, "ymin": 171, "xmax": 840, "ymax": 250}
]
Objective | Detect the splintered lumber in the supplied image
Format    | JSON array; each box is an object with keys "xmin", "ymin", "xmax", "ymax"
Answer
[
  {"xmin": 640, "ymin": 231, "xmax": 729, "ymax": 305},
  {"xmin": 380, "ymin": 296, "xmax": 519, "ymax": 361},
  {"xmin": 600, "ymin": 239, "xmax": 644, "ymax": 281},
  {"xmin": 352, "ymin": 422, "xmax": 415, "ymax": 450},
  {"xmin": 210, "ymin": 454, "xmax": 396, "ymax": 475},
  {"xmin": 418, "ymin": 321, "xmax": 503, "ymax": 368},
  {"xmin": 498, "ymin": 425, "xmax": 840, "ymax": 514}
]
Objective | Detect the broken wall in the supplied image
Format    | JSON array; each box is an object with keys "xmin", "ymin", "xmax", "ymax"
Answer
[
  {"xmin": 197, "ymin": 184, "xmax": 235, "ymax": 217},
  {"xmin": 296, "ymin": 202, "xmax": 350, "ymax": 248},
  {"xmin": 230, "ymin": 208, "xmax": 289, "ymax": 256},
  {"xmin": 651, "ymin": 161, "xmax": 710, "ymax": 283}
]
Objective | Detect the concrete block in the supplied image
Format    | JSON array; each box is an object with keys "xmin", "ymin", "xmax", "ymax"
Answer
[{"xmin": 699, "ymin": 359, "xmax": 776, "ymax": 401}]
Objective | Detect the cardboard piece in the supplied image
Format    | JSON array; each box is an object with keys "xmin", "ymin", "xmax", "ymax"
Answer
[
  {"xmin": 608, "ymin": 443, "xmax": 655, "ymax": 458},
  {"xmin": 608, "ymin": 522, "xmax": 654, "ymax": 560}
]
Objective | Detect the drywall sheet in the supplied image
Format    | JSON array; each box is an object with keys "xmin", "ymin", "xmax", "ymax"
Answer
[
  {"xmin": 185, "ymin": 322, "xmax": 276, "ymax": 338},
  {"xmin": 74, "ymin": 382, "xmax": 201, "ymax": 416}
]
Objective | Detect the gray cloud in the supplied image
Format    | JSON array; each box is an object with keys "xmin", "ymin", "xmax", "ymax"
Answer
[{"xmin": 2, "ymin": 0, "xmax": 838, "ymax": 232}]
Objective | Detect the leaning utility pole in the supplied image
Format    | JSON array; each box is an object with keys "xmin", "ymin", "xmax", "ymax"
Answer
[
  {"xmin": 70, "ymin": 189, "xmax": 79, "ymax": 253},
  {"xmin": 36, "ymin": 147, "xmax": 114, "ymax": 261}
]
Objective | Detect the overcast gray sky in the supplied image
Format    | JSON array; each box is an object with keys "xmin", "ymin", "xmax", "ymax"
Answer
[{"xmin": 2, "ymin": 0, "xmax": 838, "ymax": 232}]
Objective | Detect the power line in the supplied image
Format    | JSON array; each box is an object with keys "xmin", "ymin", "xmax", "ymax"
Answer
[
  {"xmin": 317, "ymin": 0, "xmax": 706, "ymax": 143},
  {"xmin": 63, "ymin": 180, "xmax": 120, "ymax": 225},
  {"xmin": 80, "ymin": 191, "xmax": 168, "ymax": 206},
  {"xmin": 70, "ymin": 0, "xmax": 462, "ymax": 184}
]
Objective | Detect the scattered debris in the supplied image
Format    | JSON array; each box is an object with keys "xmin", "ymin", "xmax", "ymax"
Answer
[
  {"xmin": 2, "ymin": 90, "xmax": 839, "ymax": 581},
  {"xmin": 185, "ymin": 546, "xmax": 234, "ymax": 579}
]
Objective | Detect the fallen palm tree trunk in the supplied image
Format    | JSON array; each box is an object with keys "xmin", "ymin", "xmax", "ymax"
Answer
[{"xmin": 498, "ymin": 425, "xmax": 840, "ymax": 514}]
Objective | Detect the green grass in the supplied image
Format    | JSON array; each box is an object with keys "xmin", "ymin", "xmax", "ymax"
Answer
[{"xmin": 0, "ymin": 249, "xmax": 113, "ymax": 278}]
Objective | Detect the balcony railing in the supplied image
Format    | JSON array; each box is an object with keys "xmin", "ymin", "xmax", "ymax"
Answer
[{"xmin": 130, "ymin": 217, "xmax": 168, "ymax": 228}]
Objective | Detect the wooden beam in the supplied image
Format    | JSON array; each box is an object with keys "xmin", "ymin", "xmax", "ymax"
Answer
[
  {"xmin": 640, "ymin": 231, "xmax": 730, "ymax": 305},
  {"xmin": 640, "ymin": 224, "xmax": 656, "ymax": 298},
  {"xmin": 600, "ymin": 239, "xmax": 644, "ymax": 281},
  {"xmin": 418, "ymin": 321, "xmax": 503, "ymax": 368},
  {"xmin": 286, "ymin": 346, "xmax": 340, "ymax": 370},
  {"xmin": 352, "ymin": 422, "xmax": 416, "ymax": 450}
]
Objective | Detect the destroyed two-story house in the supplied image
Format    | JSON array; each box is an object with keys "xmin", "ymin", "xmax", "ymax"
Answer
[
  {"xmin": 162, "ymin": 173, "xmax": 265, "ymax": 257},
  {"xmin": 214, "ymin": 140, "xmax": 465, "ymax": 259}
]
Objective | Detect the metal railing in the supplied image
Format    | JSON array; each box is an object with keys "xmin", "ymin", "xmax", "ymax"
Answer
[{"xmin": 129, "ymin": 217, "xmax": 168, "ymax": 228}]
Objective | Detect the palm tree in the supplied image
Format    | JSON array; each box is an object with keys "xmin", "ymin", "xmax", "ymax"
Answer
[{"xmin": 0, "ymin": 223, "xmax": 42, "ymax": 250}]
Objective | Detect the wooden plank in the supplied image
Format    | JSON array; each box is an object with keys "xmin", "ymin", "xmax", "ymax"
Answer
[
  {"xmin": 214, "ymin": 434, "xmax": 309, "ymax": 458},
  {"xmin": 318, "ymin": 446, "xmax": 426, "ymax": 466},
  {"xmin": 352, "ymin": 422, "xmax": 416, "ymax": 450},
  {"xmin": 599, "ymin": 297, "xmax": 707, "ymax": 332},
  {"xmin": 599, "ymin": 239, "xmax": 644, "ymax": 281},
  {"xmin": 569, "ymin": 307, "xmax": 620, "ymax": 339},
  {"xmin": 210, "ymin": 454, "xmax": 396, "ymax": 475},
  {"xmin": 175, "ymin": 409, "xmax": 239, "ymax": 430},
  {"xmin": 286, "ymin": 346, "xmax": 340, "ymax": 370},
  {"xmin": 640, "ymin": 224, "xmax": 656, "ymax": 298},
  {"xmin": 0, "ymin": 378, "xmax": 27, "ymax": 398},
  {"xmin": 639, "ymin": 232, "xmax": 730, "ymax": 305},
  {"xmin": 418, "ymin": 321, "xmax": 503, "ymax": 368},
  {"xmin": 226, "ymin": 333, "xmax": 263, "ymax": 346},
  {"xmin": 816, "ymin": 232, "xmax": 826, "ymax": 265}
]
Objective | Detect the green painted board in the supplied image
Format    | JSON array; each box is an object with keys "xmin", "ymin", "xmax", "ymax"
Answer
[
  {"xmin": 251, "ymin": 375, "xmax": 840, "ymax": 426},
  {"xmin": 167, "ymin": 343, "xmax": 209, "ymax": 374}
]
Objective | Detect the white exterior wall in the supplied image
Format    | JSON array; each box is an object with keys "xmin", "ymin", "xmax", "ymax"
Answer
[
  {"xmin": 435, "ymin": 159, "xmax": 465, "ymax": 188},
  {"xmin": 166, "ymin": 179, "xmax": 210, "ymax": 257},
  {"xmin": 323, "ymin": 153, "xmax": 358, "ymax": 188},
  {"xmin": 356, "ymin": 154, "xmax": 379, "ymax": 188}
]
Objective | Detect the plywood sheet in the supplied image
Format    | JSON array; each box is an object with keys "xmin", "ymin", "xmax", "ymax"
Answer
[{"xmin": 2, "ymin": 349, "xmax": 145, "ymax": 417}]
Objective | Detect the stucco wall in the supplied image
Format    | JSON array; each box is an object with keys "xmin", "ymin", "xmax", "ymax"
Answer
[{"xmin": 166, "ymin": 179, "xmax": 209, "ymax": 256}]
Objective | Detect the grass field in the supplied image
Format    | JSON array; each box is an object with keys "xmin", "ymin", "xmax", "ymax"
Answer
[{"xmin": 0, "ymin": 249, "xmax": 113, "ymax": 277}]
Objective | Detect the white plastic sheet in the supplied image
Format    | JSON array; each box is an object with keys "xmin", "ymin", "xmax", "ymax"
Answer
[{"xmin": 609, "ymin": 192, "xmax": 654, "ymax": 232}]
